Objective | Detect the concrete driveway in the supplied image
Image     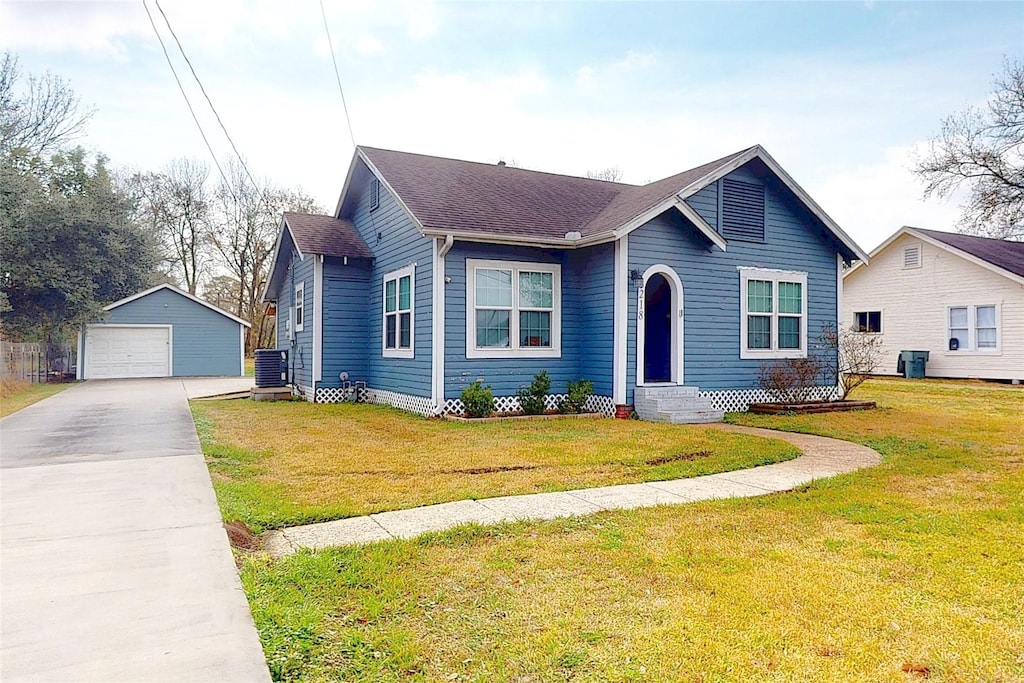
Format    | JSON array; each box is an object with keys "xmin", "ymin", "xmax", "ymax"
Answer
[{"xmin": 0, "ymin": 379, "xmax": 270, "ymax": 682}]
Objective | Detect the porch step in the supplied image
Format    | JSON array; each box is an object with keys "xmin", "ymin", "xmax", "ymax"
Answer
[{"xmin": 634, "ymin": 386, "xmax": 724, "ymax": 424}]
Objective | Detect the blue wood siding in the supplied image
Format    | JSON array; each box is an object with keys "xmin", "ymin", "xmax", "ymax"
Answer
[
  {"xmin": 98, "ymin": 288, "xmax": 242, "ymax": 376},
  {"xmin": 284, "ymin": 255, "xmax": 314, "ymax": 391},
  {"xmin": 443, "ymin": 242, "xmax": 616, "ymax": 400},
  {"xmin": 571, "ymin": 243, "xmax": 615, "ymax": 397},
  {"xmin": 319, "ymin": 256, "xmax": 371, "ymax": 387},
  {"xmin": 627, "ymin": 164, "xmax": 839, "ymax": 402},
  {"xmin": 350, "ymin": 171, "xmax": 433, "ymax": 397}
]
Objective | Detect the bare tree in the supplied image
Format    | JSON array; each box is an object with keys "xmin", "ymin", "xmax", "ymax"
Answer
[
  {"xmin": 819, "ymin": 323, "xmax": 884, "ymax": 400},
  {"xmin": 586, "ymin": 166, "xmax": 623, "ymax": 182},
  {"xmin": 0, "ymin": 52, "xmax": 95, "ymax": 158},
  {"xmin": 210, "ymin": 159, "xmax": 321, "ymax": 352},
  {"xmin": 130, "ymin": 158, "xmax": 212, "ymax": 294},
  {"xmin": 914, "ymin": 59, "xmax": 1024, "ymax": 240}
]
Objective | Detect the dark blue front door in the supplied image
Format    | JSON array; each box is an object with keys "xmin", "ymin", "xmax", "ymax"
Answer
[{"xmin": 644, "ymin": 274, "xmax": 672, "ymax": 383}]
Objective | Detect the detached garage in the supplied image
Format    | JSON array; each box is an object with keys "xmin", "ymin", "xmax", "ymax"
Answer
[{"xmin": 78, "ymin": 284, "xmax": 250, "ymax": 379}]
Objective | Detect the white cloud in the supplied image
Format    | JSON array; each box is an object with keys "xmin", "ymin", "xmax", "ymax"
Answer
[{"xmin": 354, "ymin": 34, "xmax": 384, "ymax": 56}]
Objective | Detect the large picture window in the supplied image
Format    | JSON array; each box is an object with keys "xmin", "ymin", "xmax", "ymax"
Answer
[
  {"xmin": 948, "ymin": 304, "xmax": 999, "ymax": 352},
  {"xmin": 739, "ymin": 267, "xmax": 807, "ymax": 359},
  {"xmin": 382, "ymin": 265, "xmax": 414, "ymax": 358},
  {"xmin": 466, "ymin": 259, "xmax": 561, "ymax": 359}
]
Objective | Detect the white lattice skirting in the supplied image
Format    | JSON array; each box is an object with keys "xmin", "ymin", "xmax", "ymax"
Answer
[
  {"xmin": 442, "ymin": 393, "xmax": 615, "ymax": 417},
  {"xmin": 699, "ymin": 385, "xmax": 840, "ymax": 413}
]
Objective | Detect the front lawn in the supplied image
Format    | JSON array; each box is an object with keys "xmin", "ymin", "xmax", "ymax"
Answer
[
  {"xmin": 241, "ymin": 379, "xmax": 1023, "ymax": 682},
  {"xmin": 192, "ymin": 401, "xmax": 798, "ymax": 531},
  {"xmin": 0, "ymin": 379, "xmax": 72, "ymax": 418}
]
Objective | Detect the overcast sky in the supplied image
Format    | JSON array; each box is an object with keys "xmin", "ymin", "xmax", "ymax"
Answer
[{"xmin": 2, "ymin": 0, "xmax": 1022, "ymax": 251}]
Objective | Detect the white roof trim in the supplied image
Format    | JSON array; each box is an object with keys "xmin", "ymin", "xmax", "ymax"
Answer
[
  {"xmin": 261, "ymin": 218, "xmax": 302, "ymax": 303},
  {"xmin": 845, "ymin": 226, "xmax": 1024, "ymax": 286},
  {"xmin": 104, "ymin": 284, "xmax": 252, "ymax": 327},
  {"xmin": 668, "ymin": 145, "xmax": 869, "ymax": 263},
  {"xmin": 673, "ymin": 197, "xmax": 728, "ymax": 251}
]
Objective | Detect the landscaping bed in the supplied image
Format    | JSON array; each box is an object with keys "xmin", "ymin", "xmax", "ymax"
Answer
[{"xmin": 748, "ymin": 399, "xmax": 877, "ymax": 414}]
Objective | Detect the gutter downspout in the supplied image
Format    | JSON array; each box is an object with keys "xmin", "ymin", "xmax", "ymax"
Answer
[{"xmin": 432, "ymin": 235, "xmax": 455, "ymax": 412}]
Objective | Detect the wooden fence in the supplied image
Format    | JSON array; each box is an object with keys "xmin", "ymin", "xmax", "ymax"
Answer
[{"xmin": 1, "ymin": 341, "xmax": 77, "ymax": 383}]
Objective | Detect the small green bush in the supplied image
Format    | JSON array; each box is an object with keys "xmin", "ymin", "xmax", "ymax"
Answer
[
  {"xmin": 461, "ymin": 381, "xmax": 494, "ymax": 418},
  {"xmin": 560, "ymin": 378, "xmax": 594, "ymax": 414},
  {"xmin": 516, "ymin": 370, "xmax": 551, "ymax": 415}
]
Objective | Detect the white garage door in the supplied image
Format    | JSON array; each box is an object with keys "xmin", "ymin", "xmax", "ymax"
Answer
[{"xmin": 85, "ymin": 326, "xmax": 171, "ymax": 379}]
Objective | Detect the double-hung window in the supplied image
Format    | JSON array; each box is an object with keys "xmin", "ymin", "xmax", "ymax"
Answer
[
  {"xmin": 294, "ymin": 282, "xmax": 304, "ymax": 332},
  {"xmin": 739, "ymin": 267, "xmax": 807, "ymax": 359},
  {"xmin": 466, "ymin": 259, "xmax": 561, "ymax": 359},
  {"xmin": 948, "ymin": 305, "xmax": 999, "ymax": 352},
  {"xmin": 382, "ymin": 265, "xmax": 414, "ymax": 358},
  {"xmin": 854, "ymin": 311, "xmax": 882, "ymax": 333}
]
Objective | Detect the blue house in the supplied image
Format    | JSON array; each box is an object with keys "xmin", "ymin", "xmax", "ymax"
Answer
[{"xmin": 263, "ymin": 145, "xmax": 868, "ymax": 421}]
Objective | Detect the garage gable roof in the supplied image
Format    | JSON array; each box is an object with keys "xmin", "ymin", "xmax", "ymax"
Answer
[{"xmin": 104, "ymin": 284, "xmax": 252, "ymax": 327}]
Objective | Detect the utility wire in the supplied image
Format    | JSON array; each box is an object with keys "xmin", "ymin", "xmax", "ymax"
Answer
[
  {"xmin": 142, "ymin": 0, "xmax": 231, "ymax": 190},
  {"xmin": 319, "ymin": 0, "xmax": 357, "ymax": 149},
  {"xmin": 154, "ymin": 0, "xmax": 267, "ymax": 206}
]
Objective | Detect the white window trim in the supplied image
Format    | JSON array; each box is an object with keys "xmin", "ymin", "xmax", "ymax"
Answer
[
  {"xmin": 294, "ymin": 282, "xmax": 305, "ymax": 333},
  {"xmin": 382, "ymin": 264, "xmax": 415, "ymax": 359},
  {"xmin": 853, "ymin": 310, "xmax": 883, "ymax": 334},
  {"xmin": 739, "ymin": 267, "xmax": 808, "ymax": 360},
  {"xmin": 945, "ymin": 304, "xmax": 1001, "ymax": 354},
  {"xmin": 466, "ymin": 258, "xmax": 561, "ymax": 359}
]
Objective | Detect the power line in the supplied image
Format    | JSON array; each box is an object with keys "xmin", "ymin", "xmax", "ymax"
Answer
[
  {"xmin": 153, "ymin": 0, "xmax": 267, "ymax": 205},
  {"xmin": 319, "ymin": 0, "xmax": 356, "ymax": 149},
  {"xmin": 142, "ymin": 0, "xmax": 231, "ymax": 189}
]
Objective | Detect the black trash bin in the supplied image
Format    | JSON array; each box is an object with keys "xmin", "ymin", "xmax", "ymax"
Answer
[{"xmin": 254, "ymin": 349, "xmax": 288, "ymax": 387}]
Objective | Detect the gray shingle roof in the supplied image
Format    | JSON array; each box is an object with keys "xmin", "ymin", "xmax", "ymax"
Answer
[
  {"xmin": 913, "ymin": 228, "xmax": 1024, "ymax": 279},
  {"xmin": 283, "ymin": 212, "xmax": 372, "ymax": 259},
  {"xmin": 359, "ymin": 146, "xmax": 752, "ymax": 241}
]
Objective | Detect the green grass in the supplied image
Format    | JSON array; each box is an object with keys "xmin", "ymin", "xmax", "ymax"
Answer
[
  {"xmin": 193, "ymin": 400, "xmax": 798, "ymax": 531},
  {"xmin": 239, "ymin": 379, "xmax": 1024, "ymax": 682},
  {"xmin": 0, "ymin": 379, "xmax": 72, "ymax": 418}
]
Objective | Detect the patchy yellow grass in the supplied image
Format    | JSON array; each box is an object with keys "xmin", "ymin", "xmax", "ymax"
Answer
[
  {"xmin": 0, "ymin": 379, "xmax": 71, "ymax": 418},
  {"xmin": 193, "ymin": 400, "xmax": 798, "ymax": 530},
  {"xmin": 241, "ymin": 378, "xmax": 1024, "ymax": 682}
]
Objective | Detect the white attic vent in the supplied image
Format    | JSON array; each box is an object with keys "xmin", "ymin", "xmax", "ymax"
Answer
[
  {"xmin": 903, "ymin": 244, "xmax": 922, "ymax": 269},
  {"xmin": 565, "ymin": 231, "xmax": 582, "ymax": 241}
]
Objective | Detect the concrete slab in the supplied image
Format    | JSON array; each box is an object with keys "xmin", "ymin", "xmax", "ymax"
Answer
[
  {"xmin": 0, "ymin": 379, "xmax": 270, "ymax": 682},
  {"xmin": 645, "ymin": 476, "xmax": 771, "ymax": 501},
  {"xmin": 182, "ymin": 376, "xmax": 254, "ymax": 400},
  {"xmin": 478, "ymin": 491, "xmax": 603, "ymax": 521},
  {"xmin": 568, "ymin": 482, "xmax": 689, "ymax": 510},
  {"xmin": 283, "ymin": 516, "xmax": 393, "ymax": 549},
  {"xmin": 709, "ymin": 466, "xmax": 818, "ymax": 492},
  {"xmin": 372, "ymin": 499, "xmax": 504, "ymax": 539}
]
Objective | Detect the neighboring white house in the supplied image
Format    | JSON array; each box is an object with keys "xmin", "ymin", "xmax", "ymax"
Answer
[{"xmin": 843, "ymin": 226, "xmax": 1024, "ymax": 382}]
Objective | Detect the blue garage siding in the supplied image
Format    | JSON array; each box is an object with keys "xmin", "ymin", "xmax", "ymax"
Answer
[
  {"xmin": 350, "ymin": 173, "xmax": 432, "ymax": 398},
  {"xmin": 97, "ymin": 287, "xmax": 242, "ymax": 376},
  {"xmin": 319, "ymin": 256, "xmax": 371, "ymax": 388},
  {"xmin": 443, "ymin": 242, "xmax": 590, "ymax": 400},
  {"xmin": 626, "ymin": 164, "xmax": 839, "ymax": 403}
]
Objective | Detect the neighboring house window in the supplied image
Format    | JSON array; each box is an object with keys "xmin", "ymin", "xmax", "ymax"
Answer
[
  {"xmin": 903, "ymin": 244, "xmax": 922, "ymax": 269},
  {"xmin": 948, "ymin": 305, "xmax": 999, "ymax": 352},
  {"xmin": 369, "ymin": 177, "xmax": 380, "ymax": 211},
  {"xmin": 720, "ymin": 178, "xmax": 766, "ymax": 241},
  {"xmin": 739, "ymin": 267, "xmax": 807, "ymax": 359},
  {"xmin": 294, "ymin": 282, "xmax": 304, "ymax": 332},
  {"xmin": 383, "ymin": 265, "xmax": 414, "ymax": 358},
  {"xmin": 854, "ymin": 311, "xmax": 882, "ymax": 333},
  {"xmin": 466, "ymin": 259, "xmax": 561, "ymax": 359}
]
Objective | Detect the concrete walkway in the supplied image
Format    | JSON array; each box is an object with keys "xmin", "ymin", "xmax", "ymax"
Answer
[
  {"xmin": 264, "ymin": 424, "xmax": 881, "ymax": 557},
  {"xmin": 1, "ymin": 378, "xmax": 269, "ymax": 682}
]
